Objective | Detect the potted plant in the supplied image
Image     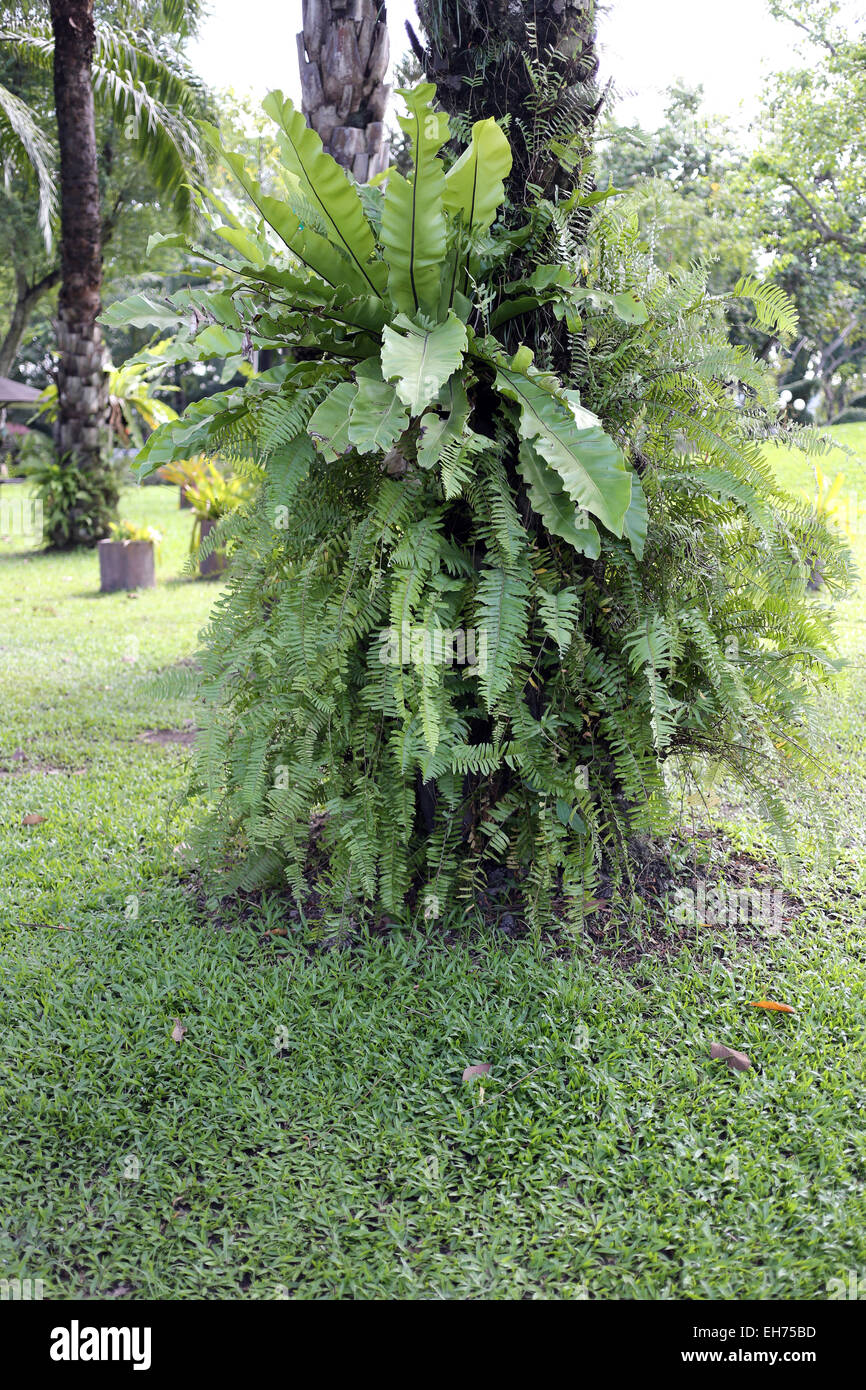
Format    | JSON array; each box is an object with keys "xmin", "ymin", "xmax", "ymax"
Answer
[
  {"xmin": 160, "ymin": 458, "xmax": 250, "ymax": 576},
  {"xmin": 98, "ymin": 520, "xmax": 162, "ymax": 592},
  {"xmin": 799, "ymin": 465, "xmax": 851, "ymax": 590}
]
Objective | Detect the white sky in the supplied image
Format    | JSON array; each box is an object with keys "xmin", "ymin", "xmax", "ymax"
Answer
[{"xmin": 188, "ymin": 0, "xmax": 860, "ymax": 129}]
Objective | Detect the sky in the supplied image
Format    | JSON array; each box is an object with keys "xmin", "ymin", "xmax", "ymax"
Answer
[{"xmin": 187, "ymin": 0, "xmax": 854, "ymax": 129}]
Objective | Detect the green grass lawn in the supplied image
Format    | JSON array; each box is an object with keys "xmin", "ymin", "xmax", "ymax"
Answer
[{"xmin": 0, "ymin": 446, "xmax": 864, "ymax": 1300}]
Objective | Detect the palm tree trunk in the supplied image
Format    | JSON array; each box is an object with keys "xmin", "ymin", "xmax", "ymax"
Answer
[
  {"xmin": 49, "ymin": 0, "xmax": 116, "ymax": 547},
  {"xmin": 413, "ymin": 0, "xmax": 601, "ymax": 200},
  {"xmin": 412, "ymin": 1, "xmax": 604, "ymax": 844},
  {"xmin": 297, "ymin": 0, "xmax": 390, "ymax": 181}
]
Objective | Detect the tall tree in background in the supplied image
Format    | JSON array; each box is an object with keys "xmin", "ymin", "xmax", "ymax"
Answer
[
  {"xmin": 297, "ymin": 0, "xmax": 390, "ymax": 181},
  {"xmin": 1, "ymin": 1, "xmax": 210, "ymax": 542},
  {"xmin": 49, "ymin": 0, "xmax": 115, "ymax": 545},
  {"xmin": 412, "ymin": 0, "xmax": 600, "ymax": 199},
  {"xmin": 0, "ymin": 6, "xmax": 210, "ymax": 379}
]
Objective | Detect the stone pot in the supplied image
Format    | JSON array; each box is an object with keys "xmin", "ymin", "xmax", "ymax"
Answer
[
  {"xmin": 98, "ymin": 539, "xmax": 156, "ymax": 593},
  {"xmin": 198, "ymin": 517, "xmax": 226, "ymax": 577}
]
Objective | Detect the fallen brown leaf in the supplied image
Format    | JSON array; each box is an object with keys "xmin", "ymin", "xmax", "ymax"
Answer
[
  {"xmin": 462, "ymin": 1063, "xmax": 491, "ymax": 1082},
  {"xmin": 22, "ymin": 813, "xmax": 46, "ymax": 826},
  {"xmin": 171, "ymin": 1018, "xmax": 186, "ymax": 1044},
  {"xmin": 750, "ymin": 999, "xmax": 795, "ymax": 1014},
  {"xmin": 711, "ymin": 1042, "xmax": 751, "ymax": 1072}
]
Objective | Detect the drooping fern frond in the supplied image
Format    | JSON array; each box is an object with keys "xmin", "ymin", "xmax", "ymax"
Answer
[{"xmin": 732, "ymin": 275, "xmax": 799, "ymax": 343}]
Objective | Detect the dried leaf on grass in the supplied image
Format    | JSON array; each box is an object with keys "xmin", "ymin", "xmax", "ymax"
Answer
[
  {"xmin": 462, "ymin": 1063, "xmax": 491, "ymax": 1081},
  {"xmin": 711, "ymin": 1042, "xmax": 751, "ymax": 1072}
]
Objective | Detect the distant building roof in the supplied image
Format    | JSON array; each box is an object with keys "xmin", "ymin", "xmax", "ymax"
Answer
[{"xmin": 0, "ymin": 376, "xmax": 41, "ymax": 404}]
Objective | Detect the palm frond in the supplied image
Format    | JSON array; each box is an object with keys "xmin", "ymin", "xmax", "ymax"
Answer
[
  {"xmin": 0, "ymin": 80, "xmax": 55, "ymax": 248},
  {"xmin": 0, "ymin": 21, "xmax": 211, "ymax": 229}
]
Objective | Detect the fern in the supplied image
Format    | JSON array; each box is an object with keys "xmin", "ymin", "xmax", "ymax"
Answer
[
  {"xmin": 732, "ymin": 275, "xmax": 799, "ymax": 343},
  {"xmin": 122, "ymin": 79, "xmax": 850, "ymax": 923}
]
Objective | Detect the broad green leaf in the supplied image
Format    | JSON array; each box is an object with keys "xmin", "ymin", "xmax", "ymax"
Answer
[
  {"xmin": 215, "ymin": 224, "xmax": 267, "ymax": 266},
  {"xmin": 135, "ymin": 390, "xmax": 247, "ymax": 477},
  {"xmin": 416, "ymin": 375, "xmax": 470, "ymax": 471},
  {"xmin": 230, "ymin": 260, "xmax": 339, "ymax": 309},
  {"xmin": 443, "ymin": 117, "xmax": 512, "ymax": 234},
  {"xmin": 564, "ymin": 385, "xmax": 646, "ymax": 555},
  {"xmin": 202, "ymin": 124, "xmax": 370, "ymax": 297},
  {"xmin": 381, "ymin": 311, "xmax": 468, "ymax": 417},
  {"xmin": 492, "ymin": 354, "xmax": 632, "ymax": 537},
  {"xmin": 145, "ymin": 230, "xmax": 189, "ymax": 255},
  {"xmin": 189, "ymin": 324, "xmax": 245, "ymax": 358},
  {"xmin": 622, "ymin": 471, "xmax": 648, "ymax": 559},
  {"xmin": 516, "ymin": 442, "xmax": 600, "ymax": 558},
  {"xmin": 380, "ymin": 85, "xmax": 450, "ymax": 316},
  {"xmin": 307, "ymin": 381, "xmax": 358, "ymax": 461},
  {"xmin": 489, "ymin": 294, "xmax": 542, "ymax": 331},
  {"xmin": 555, "ymin": 286, "xmax": 649, "ymax": 326},
  {"xmin": 348, "ymin": 377, "xmax": 409, "ymax": 454},
  {"xmin": 99, "ymin": 293, "xmax": 183, "ymax": 332},
  {"xmin": 262, "ymin": 91, "xmax": 386, "ymax": 297},
  {"xmin": 172, "ymin": 287, "xmax": 241, "ymax": 330},
  {"xmin": 556, "ymin": 800, "xmax": 586, "ymax": 832},
  {"xmin": 611, "ymin": 290, "xmax": 649, "ymax": 324}
]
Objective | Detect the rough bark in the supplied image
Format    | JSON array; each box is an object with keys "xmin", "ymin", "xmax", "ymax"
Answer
[
  {"xmin": 49, "ymin": 0, "xmax": 117, "ymax": 547},
  {"xmin": 413, "ymin": 0, "xmax": 601, "ymax": 200},
  {"xmin": 297, "ymin": 0, "xmax": 391, "ymax": 182},
  {"xmin": 412, "ymin": 2, "xmax": 611, "ymax": 850}
]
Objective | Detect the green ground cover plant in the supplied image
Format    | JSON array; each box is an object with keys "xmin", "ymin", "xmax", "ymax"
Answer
[{"xmin": 0, "ymin": 444, "xmax": 864, "ymax": 1298}]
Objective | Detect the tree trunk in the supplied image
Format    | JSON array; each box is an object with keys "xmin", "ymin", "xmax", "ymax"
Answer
[
  {"xmin": 49, "ymin": 0, "xmax": 117, "ymax": 548},
  {"xmin": 297, "ymin": 0, "xmax": 391, "ymax": 182},
  {"xmin": 412, "ymin": 2, "xmax": 612, "ymax": 855},
  {"xmin": 413, "ymin": 0, "xmax": 601, "ymax": 200},
  {"xmin": 0, "ymin": 268, "xmax": 62, "ymax": 379}
]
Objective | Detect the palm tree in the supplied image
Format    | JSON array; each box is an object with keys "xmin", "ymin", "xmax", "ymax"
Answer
[
  {"xmin": 409, "ymin": 0, "xmax": 603, "ymax": 830},
  {"xmin": 297, "ymin": 0, "xmax": 390, "ymax": 180},
  {"xmin": 47, "ymin": 0, "xmax": 114, "ymax": 543},
  {"xmin": 0, "ymin": 11, "xmax": 210, "ymax": 372},
  {"xmin": 412, "ymin": 0, "xmax": 601, "ymax": 198},
  {"xmin": 0, "ymin": 2, "xmax": 209, "ymax": 544}
]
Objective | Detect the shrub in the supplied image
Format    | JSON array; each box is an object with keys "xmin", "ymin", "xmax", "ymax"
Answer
[
  {"xmin": 27, "ymin": 452, "xmax": 120, "ymax": 549},
  {"xmin": 114, "ymin": 85, "xmax": 852, "ymax": 925}
]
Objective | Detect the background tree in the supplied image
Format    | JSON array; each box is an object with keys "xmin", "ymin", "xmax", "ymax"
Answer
[
  {"xmin": 0, "ymin": 0, "xmax": 210, "ymax": 543},
  {"xmin": 297, "ymin": 0, "xmax": 390, "ymax": 181},
  {"xmin": 599, "ymin": 86, "xmax": 748, "ymax": 281},
  {"xmin": 744, "ymin": 0, "xmax": 866, "ymax": 420},
  {"xmin": 598, "ymin": 0, "xmax": 866, "ymax": 424},
  {"xmin": 48, "ymin": 0, "xmax": 115, "ymax": 545},
  {"xmin": 0, "ymin": 3, "xmax": 210, "ymax": 376}
]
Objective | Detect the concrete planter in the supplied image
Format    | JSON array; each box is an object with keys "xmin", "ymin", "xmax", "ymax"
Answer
[
  {"xmin": 198, "ymin": 517, "xmax": 226, "ymax": 577},
  {"xmin": 98, "ymin": 538, "xmax": 156, "ymax": 592}
]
